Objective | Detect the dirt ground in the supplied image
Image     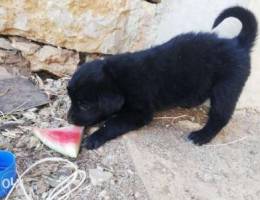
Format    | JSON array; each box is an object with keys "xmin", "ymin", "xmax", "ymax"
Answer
[{"xmin": 0, "ymin": 77, "xmax": 259, "ymax": 200}]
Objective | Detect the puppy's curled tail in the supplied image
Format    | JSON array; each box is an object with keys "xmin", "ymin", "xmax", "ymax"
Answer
[{"xmin": 213, "ymin": 6, "xmax": 258, "ymax": 51}]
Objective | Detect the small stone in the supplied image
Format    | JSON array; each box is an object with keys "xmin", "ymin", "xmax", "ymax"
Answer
[
  {"xmin": 0, "ymin": 49, "xmax": 30, "ymax": 75},
  {"xmin": 99, "ymin": 190, "xmax": 110, "ymax": 200},
  {"xmin": 110, "ymin": 179, "xmax": 116, "ymax": 185},
  {"xmin": 28, "ymin": 136, "xmax": 40, "ymax": 149},
  {"xmin": 0, "ymin": 66, "xmax": 13, "ymax": 80},
  {"xmin": 16, "ymin": 136, "xmax": 27, "ymax": 148},
  {"xmin": 28, "ymin": 108, "xmax": 38, "ymax": 112},
  {"xmin": 0, "ymin": 38, "xmax": 15, "ymax": 50},
  {"xmin": 23, "ymin": 111, "xmax": 36, "ymax": 120},
  {"xmin": 45, "ymin": 175, "xmax": 66, "ymax": 188},
  {"xmin": 29, "ymin": 45, "xmax": 79, "ymax": 76},
  {"xmin": 10, "ymin": 37, "xmax": 40, "ymax": 56},
  {"xmin": 196, "ymin": 172, "xmax": 214, "ymax": 183},
  {"xmin": 178, "ymin": 120, "xmax": 201, "ymax": 130},
  {"xmin": 127, "ymin": 169, "xmax": 134, "ymax": 175},
  {"xmin": 42, "ymin": 192, "xmax": 48, "ymax": 199},
  {"xmin": 37, "ymin": 180, "xmax": 49, "ymax": 193},
  {"xmin": 89, "ymin": 168, "xmax": 113, "ymax": 186},
  {"xmin": 135, "ymin": 192, "xmax": 141, "ymax": 198}
]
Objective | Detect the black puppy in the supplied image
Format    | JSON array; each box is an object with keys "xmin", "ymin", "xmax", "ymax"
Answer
[{"xmin": 67, "ymin": 6, "xmax": 257, "ymax": 150}]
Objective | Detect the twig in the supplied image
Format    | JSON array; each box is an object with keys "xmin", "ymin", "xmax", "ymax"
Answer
[
  {"xmin": 6, "ymin": 100, "xmax": 29, "ymax": 115},
  {"xmin": 154, "ymin": 115, "xmax": 189, "ymax": 120},
  {"xmin": 154, "ymin": 115, "xmax": 190, "ymax": 125},
  {"xmin": 204, "ymin": 136, "xmax": 249, "ymax": 147},
  {"xmin": 0, "ymin": 120, "xmax": 23, "ymax": 130},
  {"xmin": 53, "ymin": 117, "xmax": 66, "ymax": 122},
  {"xmin": 0, "ymin": 110, "xmax": 8, "ymax": 121},
  {"xmin": 0, "ymin": 110, "xmax": 5, "ymax": 117},
  {"xmin": 2, "ymin": 129, "xmax": 17, "ymax": 138},
  {"xmin": 0, "ymin": 88, "xmax": 10, "ymax": 97}
]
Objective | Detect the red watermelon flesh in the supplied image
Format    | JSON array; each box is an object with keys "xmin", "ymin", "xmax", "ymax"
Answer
[{"xmin": 33, "ymin": 126, "xmax": 84, "ymax": 158}]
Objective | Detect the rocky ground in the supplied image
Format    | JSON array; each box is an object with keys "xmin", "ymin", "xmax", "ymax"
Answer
[{"xmin": 0, "ymin": 75, "xmax": 259, "ymax": 200}]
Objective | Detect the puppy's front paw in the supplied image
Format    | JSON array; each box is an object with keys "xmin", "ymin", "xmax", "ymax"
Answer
[
  {"xmin": 83, "ymin": 134, "xmax": 107, "ymax": 150},
  {"xmin": 188, "ymin": 130, "xmax": 213, "ymax": 145}
]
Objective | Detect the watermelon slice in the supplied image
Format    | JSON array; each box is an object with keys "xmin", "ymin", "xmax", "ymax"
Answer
[{"xmin": 33, "ymin": 126, "xmax": 84, "ymax": 158}]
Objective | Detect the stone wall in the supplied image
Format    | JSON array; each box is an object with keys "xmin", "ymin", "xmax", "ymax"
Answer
[
  {"xmin": 0, "ymin": 36, "xmax": 79, "ymax": 77},
  {"xmin": 0, "ymin": 0, "xmax": 157, "ymax": 54},
  {"xmin": 0, "ymin": 0, "xmax": 259, "ymax": 109}
]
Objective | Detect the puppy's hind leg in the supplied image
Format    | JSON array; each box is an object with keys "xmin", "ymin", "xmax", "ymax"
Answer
[
  {"xmin": 188, "ymin": 77, "xmax": 245, "ymax": 145},
  {"xmin": 84, "ymin": 109, "xmax": 153, "ymax": 150}
]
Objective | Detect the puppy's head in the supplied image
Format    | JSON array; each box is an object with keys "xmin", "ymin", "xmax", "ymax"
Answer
[{"xmin": 67, "ymin": 60, "xmax": 124, "ymax": 126}]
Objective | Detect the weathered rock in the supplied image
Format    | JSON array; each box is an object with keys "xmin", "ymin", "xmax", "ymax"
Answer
[
  {"xmin": 89, "ymin": 168, "xmax": 113, "ymax": 186},
  {"xmin": 10, "ymin": 37, "xmax": 40, "ymax": 56},
  {"xmin": 0, "ymin": 0, "xmax": 157, "ymax": 54},
  {"xmin": 177, "ymin": 120, "xmax": 201, "ymax": 130},
  {"xmin": 0, "ymin": 66, "xmax": 13, "ymax": 80},
  {"xmin": 0, "ymin": 49, "xmax": 19, "ymax": 64},
  {"xmin": 0, "ymin": 48, "xmax": 30, "ymax": 76},
  {"xmin": 0, "ymin": 36, "xmax": 79, "ymax": 76},
  {"xmin": 28, "ymin": 45, "xmax": 79, "ymax": 76},
  {"xmin": 0, "ymin": 38, "xmax": 15, "ymax": 50}
]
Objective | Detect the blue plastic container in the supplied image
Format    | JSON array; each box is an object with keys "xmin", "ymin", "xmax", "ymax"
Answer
[{"xmin": 0, "ymin": 151, "xmax": 16, "ymax": 198}]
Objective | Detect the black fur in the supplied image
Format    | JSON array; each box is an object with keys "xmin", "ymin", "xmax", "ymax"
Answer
[{"xmin": 67, "ymin": 6, "xmax": 257, "ymax": 149}]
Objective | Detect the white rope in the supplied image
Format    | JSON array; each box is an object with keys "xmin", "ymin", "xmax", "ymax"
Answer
[{"xmin": 5, "ymin": 157, "xmax": 87, "ymax": 200}]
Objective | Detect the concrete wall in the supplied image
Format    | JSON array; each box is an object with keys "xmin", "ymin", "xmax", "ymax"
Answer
[{"xmin": 153, "ymin": 0, "xmax": 260, "ymax": 110}]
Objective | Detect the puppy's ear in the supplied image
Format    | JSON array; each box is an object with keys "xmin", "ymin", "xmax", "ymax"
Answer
[{"xmin": 99, "ymin": 93, "xmax": 124, "ymax": 115}]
